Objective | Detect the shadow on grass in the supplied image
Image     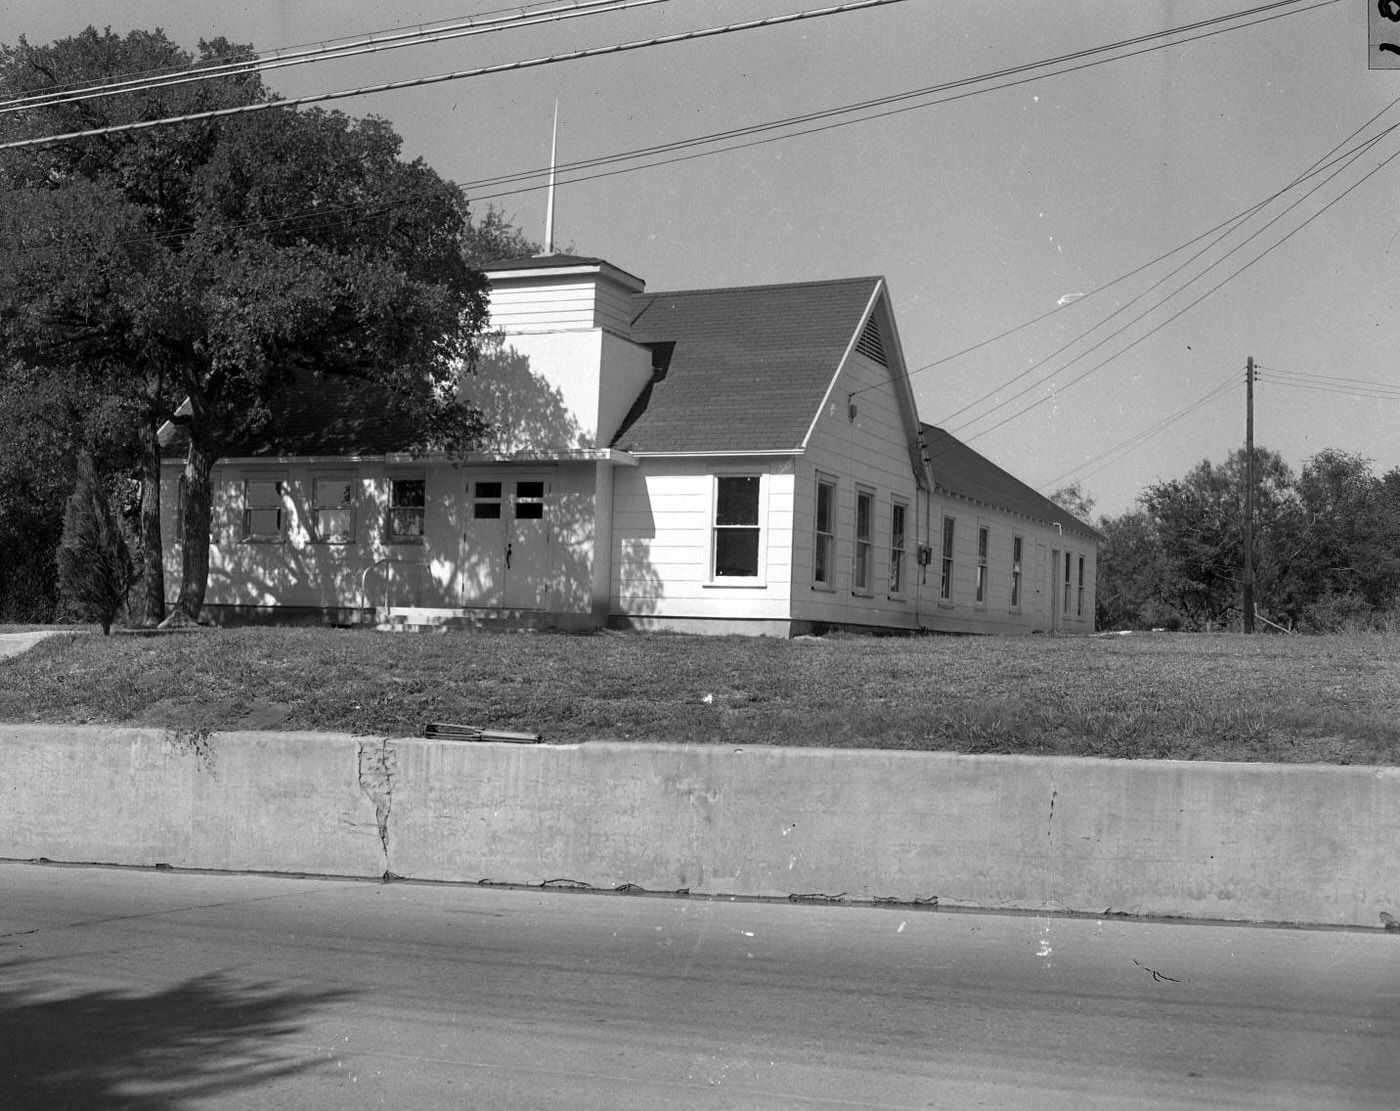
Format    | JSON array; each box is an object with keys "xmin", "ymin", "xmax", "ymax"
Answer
[{"xmin": 0, "ymin": 961, "xmax": 353, "ymax": 1110}]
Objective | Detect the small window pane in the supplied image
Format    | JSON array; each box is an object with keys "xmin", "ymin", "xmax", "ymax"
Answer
[
  {"xmin": 475, "ymin": 481, "xmax": 501, "ymax": 499},
  {"xmin": 245, "ymin": 508, "xmax": 281, "ymax": 536},
  {"xmin": 515, "ymin": 502, "xmax": 544, "ymax": 520},
  {"xmin": 473, "ymin": 503, "xmax": 501, "ymax": 519},
  {"xmin": 392, "ymin": 479, "xmax": 426, "ymax": 508},
  {"xmin": 716, "ymin": 477, "xmax": 759, "ymax": 526},
  {"xmin": 715, "ymin": 529, "xmax": 760, "ymax": 577},
  {"xmin": 517, "ymin": 481, "xmax": 545, "ymax": 499}
]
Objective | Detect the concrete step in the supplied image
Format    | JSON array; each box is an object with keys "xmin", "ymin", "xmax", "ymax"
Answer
[{"xmin": 373, "ymin": 607, "xmax": 552, "ymax": 633}]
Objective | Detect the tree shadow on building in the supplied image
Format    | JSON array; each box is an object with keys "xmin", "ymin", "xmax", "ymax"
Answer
[{"xmin": 0, "ymin": 961, "xmax": 354, "ymax": 1110}]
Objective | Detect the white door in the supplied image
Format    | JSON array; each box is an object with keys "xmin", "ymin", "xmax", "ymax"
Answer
[{"xmin": 461, "ymin": 475, "xmax": 551, "ymax": 610}]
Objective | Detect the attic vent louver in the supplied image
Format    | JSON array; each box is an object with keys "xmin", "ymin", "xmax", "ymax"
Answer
[{"xmin": 855, "ymin": 316, "xmax": 887, "ymax": 366}]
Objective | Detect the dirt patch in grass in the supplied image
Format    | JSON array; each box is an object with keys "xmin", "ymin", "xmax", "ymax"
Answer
[{"xmin": 1, "ymin": 626, "xmax": 1397, "ymax": 764}]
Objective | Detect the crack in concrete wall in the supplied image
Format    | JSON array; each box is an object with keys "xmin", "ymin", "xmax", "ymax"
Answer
[{"xmin": 357, "ymin": 738, "xmax": 397, "ymax": 875}]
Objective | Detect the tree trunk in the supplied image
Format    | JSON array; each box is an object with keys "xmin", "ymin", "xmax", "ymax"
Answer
[
  {"xmin": 136, "ymin": 412, "xmax": 166, "ymax": 626},
  {"xmin": 167, "ymin": 437, "xmax": 216, "ymax": 625}
]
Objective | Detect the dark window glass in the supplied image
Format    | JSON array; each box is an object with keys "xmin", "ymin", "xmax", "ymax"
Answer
[
  {"xmin": 716, "ymin": 477, "xmax": 759, "ymax": 526},
  {"xmin": 715, "ymin": 530, "xmax": 760, "ymax": 577}
]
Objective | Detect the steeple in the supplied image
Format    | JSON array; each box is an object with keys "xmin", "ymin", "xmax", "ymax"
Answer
[{"xmin": 541, "ymin": 101, "xmax": 558, "ymax": 257}]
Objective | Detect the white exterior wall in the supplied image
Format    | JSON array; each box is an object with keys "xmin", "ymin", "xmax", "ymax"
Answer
[
  {"xmin": 919, "ymin": 490, "xmax": 1098, "ymax": 634},
  {"xmin": 474, "ymin": 330, "xmax": 652, "ymax": 452},
  {"xmin": 161, "ymin": 459, "xmax": 444, "ymax": 614},
  {"xmin": 610, "ymin": 458, "xmax": 796, "ymax": 631},
  {"xmin": 162, "ymin": 457, "xmax": 625, "ymax": 626},
  {"xmin": 792, "ymin": 349, "xmax": 923, "ymax": 632},
  {"xmin": 487, "ymin": 265, "xmax": 642, "ymax": 335}
]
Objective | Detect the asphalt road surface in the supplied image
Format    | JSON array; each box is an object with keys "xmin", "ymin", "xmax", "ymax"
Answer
[{"xmin": 1, "ymin": 862, "xmax": 1397, "ymax": 1110}]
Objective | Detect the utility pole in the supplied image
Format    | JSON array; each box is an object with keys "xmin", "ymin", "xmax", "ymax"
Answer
[{"xmin": 1243, "ymin": 356, "xmax": 1255, "ymax": 634}]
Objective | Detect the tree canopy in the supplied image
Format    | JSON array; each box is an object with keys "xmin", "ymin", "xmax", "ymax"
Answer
[
  {"xmin": 0, "ymin": 26, "xmax": 497, "ymax": 624},
  {"xmin": 1095, "ymin": 446, "xmax": 1400, "ymax": 632}
]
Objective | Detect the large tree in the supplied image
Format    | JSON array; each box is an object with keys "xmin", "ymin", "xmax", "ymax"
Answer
[
  {"xmin": 1098, "ymin": 447, "xmax": 1303, "ymax": 631},
  {"xmin": 1, "ymin": 27, "xmax": 491, "ymax": 624}
]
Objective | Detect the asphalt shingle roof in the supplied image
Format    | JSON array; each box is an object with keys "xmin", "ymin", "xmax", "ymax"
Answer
[
  {"xmin": 921, "ymin": 424, "xmax": 1099, "ymax": 538},
  {"xmin": 612, "ymin": 277, "xmax": 881, "ymax": 454}
]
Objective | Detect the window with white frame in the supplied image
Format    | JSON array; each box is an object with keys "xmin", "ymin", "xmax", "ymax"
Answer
[
  {"xmin": 853, "ymin": 488, "xmax": 874, "ymax": 594},
  {"xmin": 889, "ymin": 500, "xmax": 907, "ymax": 595},
  {"xmin": 472, "ymin": 481, "xmax": 502, "ymax": 519},
  {"xmin": 814, "ymin": 477, "xmax": 836, "ymax": 586},
  {"xmin": 975, "ymin": 526, "xmax": 989, "ymax": 604},
  {"xmin": 1011, "ymin": 536, "xmax": 1023, "ymax": 609},
  {"xmin": 713, "ymin": 475, "xmax": 761, "ymax": 578},
  {"xmin": 1063, "ymin": 550, "xmax": 1073, "ymax": 614},
  {"xmin": 241, "ymin": 476, "xmax": 286, "ymax": 542},
  {"xmin": 312, "ymin": 475, "xmax": 356, "ymax": 543},
  {"xmin": 939, "ymin": 517, "xmax": 955, "ymax": 600},
  {"xmin": 1078, "ymin": 555, "xmax": 1086, "ymax": 617},
  {"xmin": 386, "ymin": 477, "xmax": 426, "ymax": 543}
]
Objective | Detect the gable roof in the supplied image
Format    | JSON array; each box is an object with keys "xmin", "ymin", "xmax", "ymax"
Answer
[
  {"xmin": 922, "ymin": 424, "xmax": 1101, "ymax": 540},
  {"xmin": 612, "ymin": 276, "xmax": 883, "ymax": 454}
]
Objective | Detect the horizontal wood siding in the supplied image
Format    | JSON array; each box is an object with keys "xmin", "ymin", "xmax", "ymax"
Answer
[
  {"xmin": 488, "ymin": 275, "xmax": 636, "ymax": 335},
  {"xmin": 920, "ymin": 489, "xmax": 1097, "ymax": 634},
  {"xmin": 793, "ymin": 348, "xmax": 921, "ymax": 630},
  {"xmin": 161, "ymin": 460, "xmax": 615, "ymax": 619},
  {"xmin": 611, "ymin": 459, "xmax": 794, "ymax": 621}
]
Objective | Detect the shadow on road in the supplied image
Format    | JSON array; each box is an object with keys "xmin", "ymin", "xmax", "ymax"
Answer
[{"xmin": 0, "ymin": 960, "xmax": 354, "ymax": 1110}]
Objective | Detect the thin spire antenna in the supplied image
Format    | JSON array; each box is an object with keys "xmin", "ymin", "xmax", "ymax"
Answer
[{"xmin": 542, "ymin": 100, "xmax": 558, "ymax": 255}]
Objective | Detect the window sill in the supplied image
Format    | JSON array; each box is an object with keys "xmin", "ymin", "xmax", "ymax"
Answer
[
  {"xmin": 703, "ymin": 580, "xmax": 767, "ymax": 589},
  {"xmin": 937, "ymin": 600, "xmax": 954, "ymax": 610},
  {"xmin": 385, "ymin": 538, "xmax": 425, "ymax": 546},
  {"xmin": 810, "ymin": 583, "xmax": 836, "ymax": 593},
  {"xmin": 851, "ymin": 590, "xmax": 873, "ymax": 599},
  {"xmin": 241, "ymin": 537, "xmax": 286, "ymax": 545}
]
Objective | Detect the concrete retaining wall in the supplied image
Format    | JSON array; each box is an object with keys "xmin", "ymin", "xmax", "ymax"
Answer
[{"xmin": 4, "ymin": 725, "xmax": 1397, "ymax": 928}]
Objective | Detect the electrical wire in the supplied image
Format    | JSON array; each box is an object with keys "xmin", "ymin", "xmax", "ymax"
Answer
[
  {"xmin": 459, "ymin": 0, "xmax": 1336, "ymax": 203},
  {"xmin": 2, "ymin": 0, "xmax": 1330, "ymax": 256},
  {"xmin": 948, "ymin": 124, "xmax": 1399, "ymax": 442},
  {"xmin": 0, "ymin": 0, "xmax": 676, "ymax": 115},
  {"xmin": 1038, "ymin": 372, "xmax": 1239, "ymax": 492},
  {"xmin": 0, "ymin": 0, "xmax": 914, "ymax": 151}
]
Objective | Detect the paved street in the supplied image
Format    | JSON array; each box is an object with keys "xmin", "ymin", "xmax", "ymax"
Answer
[{"xmin": 1, "ymin": 861, "xmax": 1397, "ymax": 1109}]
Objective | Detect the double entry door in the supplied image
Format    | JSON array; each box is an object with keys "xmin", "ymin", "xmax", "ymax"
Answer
[{"xmin": 460, "ymin": 473, "xmax": 551, "ymax": 610}]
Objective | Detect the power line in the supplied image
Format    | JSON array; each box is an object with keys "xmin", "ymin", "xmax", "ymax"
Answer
[
  {"xmin": 0, "ymin": 0, "xmax": 675, "ymax": 115},
  {"xmin": 460, "ymin": 0, "xmax": 1336, "ymax": 202},
  {"xmin": 948, "ymin": 123, "xmax": 1398, "ymax": 441},
  {"xmin": 3, "ymin": 0, "xmax": 1330, "ymax": 258},
  {"xmin": 941, "ymin": 104, "xmax": 1396, "ymax": 433},
  {"xmin": 0, "ymin": 0, "xmax": 915, "ymax": 151},
  {"xmin": 1038, "ymin": 373, "xmax": 1239, "ymax": 492}
]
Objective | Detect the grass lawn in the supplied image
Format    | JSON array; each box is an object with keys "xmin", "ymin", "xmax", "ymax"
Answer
[{"xmin": 2, "ymin": 625, "xmax": 1397, "ymax": 764}]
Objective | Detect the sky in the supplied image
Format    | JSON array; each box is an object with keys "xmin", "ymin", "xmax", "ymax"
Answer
[{"xmin": 3, "ymin": 0, "xmax": 1397, "ymax": 517}]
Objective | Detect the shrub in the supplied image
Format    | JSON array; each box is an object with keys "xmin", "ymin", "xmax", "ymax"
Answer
[{"xmin": 56, "ymin": 455, "xmax": 132, "ymax": 634}]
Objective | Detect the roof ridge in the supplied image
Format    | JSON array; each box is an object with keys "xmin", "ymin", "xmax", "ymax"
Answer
[{"xmin": 635, "ymin": 274, "xmax": 884, "ymax": 300}]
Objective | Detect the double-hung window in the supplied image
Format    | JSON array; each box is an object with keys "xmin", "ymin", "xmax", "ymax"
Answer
[
  {"xmin": 1077, "ymin": 556, "xmax": 1086, "ymax": 617},
  {"xmin": 713, "ymin": 475, "xmax": 761, "ymax": 578},
  {"xmin": 889, "ymin": 501, "xmax": 907, "ymax": 595},
  {"xmin": 975, "ymin": 526, "xmax": 989, "ymax": 604},
  {"xmin": 312, "ymin": 475, "xmax": 356, "ymax": 543},
  {"xmin": 1063, "ymin": 551, "xmax": 1073, "ymax": 614},
  {"xmin": 814, "ymin": 478, "xmax": 836, "ymax": 587},
  {"xmin": 1011, "ymin": 536, "xmax": 1024, "ymax": 609},
  {"xmin": 939, "ymin": 517, "xmax": 955, "ymax": 600},
  {"xmin": 386, "ymin": 477, "xmax": 426, "ymax": 543},
  {"xmin": 241, "ymin": 476, "xmax": 286, "ymax": 543},
  {"xmin": 853, "ymin": 488, "xmax": 874, "ymax": 594}
]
